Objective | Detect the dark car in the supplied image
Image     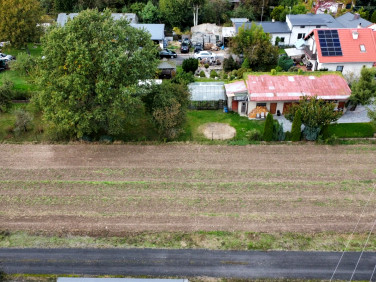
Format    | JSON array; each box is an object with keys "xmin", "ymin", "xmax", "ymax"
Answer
[
  {"xmin": 194, "ymin": 43, "xmax": 203, "ymax": 53},
  {"xmin": 159, "ymin": 49, "xmax": 177, "ymax": 59},
  {"xmin": 182, "ymin": 38, "xmax": 191, "ymax": 46},
  {"xmin": 180, "ymin": 43, "xmax": 189, "ymax": 53}
]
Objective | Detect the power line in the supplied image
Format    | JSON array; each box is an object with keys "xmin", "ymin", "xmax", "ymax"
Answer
[
  {"xmin": 330, "ymin": 184, "xmax": 376, "ymax": 281},
  {"xmin": 349, "ymin": 211, "xmax": 376, "ymax": 281}
]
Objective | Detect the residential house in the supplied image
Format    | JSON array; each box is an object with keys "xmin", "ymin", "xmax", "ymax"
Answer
[
  {"xmin": 225, "ymin": 74, "xmax": 351, "ymax": 118},
  {"xmin": 304, "ymin": 28, "xmax": 376, "ymax": 77},
  {"xmin": 286, "ymin": 14, "xmax": 341, "ymax": 45},
  {"xmin": 235, "ymin": 21, "xmax": 291, "ymax": 46},
  {"xmin": 335, "ymin": 12, "xmax": 372, "ymax": 29},
  {"xmin": 57, "ymin": 13, "xmax": 138, "ymax": 26}
]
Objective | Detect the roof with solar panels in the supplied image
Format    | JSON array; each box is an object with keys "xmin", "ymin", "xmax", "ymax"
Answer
[{"xmin": 306, "ymin": 28, "xmax": 376, "ymax": 63}]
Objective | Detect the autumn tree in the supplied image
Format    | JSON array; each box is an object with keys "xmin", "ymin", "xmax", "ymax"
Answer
[
  {"xmin": 0, "ymin": 0, "xmax": 43, "ymax": 48},
  {"xmin": 231, "ymin": 23, "xmax": 278, "ymax": 71},
  {"xmin": 36, "ymin": 9, "xmax": 159, "ymax": 139}
]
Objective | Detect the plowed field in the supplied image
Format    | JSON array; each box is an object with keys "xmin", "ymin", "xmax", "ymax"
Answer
[{"xmin": 0, "ymin": 144, "xmax": 375, "ymax": 236}]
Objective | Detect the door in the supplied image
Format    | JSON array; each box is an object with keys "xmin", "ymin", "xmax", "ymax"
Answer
[
  {"xmin": 338, "ymin": 101, "xmax": 345, "ymax": 110},
  {"xmin": 232, "ymin": 100, "xmax": 238, "ymax": 112},
  {"xmin": 241, "ymin": 102, "xmax": 246, "ymax": 113},
  {"xmin": 270, "ymin": 103, "xmax": 277, "ymax": 114},
  {"xmin": 283, "ymin": 102, "xmax": 292, "ymax": 114}
]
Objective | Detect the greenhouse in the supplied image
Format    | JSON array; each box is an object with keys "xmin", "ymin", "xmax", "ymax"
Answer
[{"xmin": 188, "ymin": 82, "xmax": 227, "ymax": 110}]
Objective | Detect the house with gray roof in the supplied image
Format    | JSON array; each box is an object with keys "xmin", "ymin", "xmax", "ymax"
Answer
[
  {"xmin": 286, "ymin": 13, "xmax": 342, "ymax": 45},
  {"xmin": 235, "ymin": 21, "xmax": 291, "ymax": 46},
  {"xmin": 130, "ymin": 24, "xmax": 165, "ymax": 48},
  {"xmin": 335, "ymin": 12, "xmax": 372, "ymax": 28},
  {"xmin": 56, "ymin": 13, "xmax": 138, "ymax": 26}
]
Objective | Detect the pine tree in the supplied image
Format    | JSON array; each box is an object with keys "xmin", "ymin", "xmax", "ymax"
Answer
[
  {"xmin": 291, "ymin": 110, "xmax": 302, "ymax": 142},
  {"xmin": 263, "ymin": 113, "xmax": 274, "ymax": 141}
]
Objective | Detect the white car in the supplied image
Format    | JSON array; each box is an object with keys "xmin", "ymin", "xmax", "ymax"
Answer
[
  {"xmin": 0, "ymin": 53, "xmax": 13, "ymax": 61},
  {"xmin": 194, "ymin": 51, "xmax": 216, "ymax": 60}
]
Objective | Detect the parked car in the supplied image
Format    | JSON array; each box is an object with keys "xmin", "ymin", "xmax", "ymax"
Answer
[
  {"xmin": 194, "ymin": 50, "xmax": 216, "ymax": 60},
  {"xmin": 0, "ymin": 53, "xmax": 14, "ymax": 61},
  {"xmin": 194, "ymin": 43, "xmax": 203, "ymax": 53},
  {"xmin": 0, "ymin": 58, "xmax": 7, "ymax": 71},
  {"xmin": 182, "ymin": 38, "xmax": 191, "ymax": 47},
  {"xmin": 159, "ymin": 49, "xmax": 177, "ymax": 59},
  {"xmin": 180, "ymin": 43, "xmax": 189, "ymax": 53}
]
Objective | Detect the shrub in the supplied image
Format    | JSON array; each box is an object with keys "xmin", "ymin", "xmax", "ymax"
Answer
[
  {"xmin": 0, "ymin": 77, "xmax": 14, "ymax": 112},
  {"xmin": 271, "ymin": 69, "xmax": 277, "ymax": 75},
  {"xmin": 278, "ymin": 55, "xmax": 294, "ymax": 71},
  {"xmin": 273, "ymin": 121, "xmax": 285, "ymax": 141},
  {"xmin": 9, "ymin": 52, "xmax": 35, "ymax": 76},
  {"xmin": 263, "ymin": 113, "xmax": 274, "ymax": 141},
  {"xmin": 298, "ymin": 69, "xmax": 304, "ymax": 75},
  {"xmin": 288, "ymin": 66, "xmax": 299, "ymax": 72},
  {"xmin": 210, "ymin": 70, "xmax": 218, "ymax": 78},
  {"xmin": 241, "ymin": 58, "xmax": 250, "ymax": 68},
  {"xmin": 199, "ymin": 70, "xmax": 206, "ymax": 77},
  {"xmin": 222, "ymin": 72, "xmax": 228, "ymax": 79},
  {"xmin": 229, "ymin": 75, "xmax": 235, "ymax": 80},
  {"xmin": 14, "ymin": 108, "xmax": 33, "ymax": 135},
  {"xmin": 223, "ymin": 56, "xmax": 237, "ymax": 72},
  {"xmin": 246, "ymin": 129, "xmax": 262, "ymax": 141},
  {"xmin": 172, "ymin": 70, "xmax": 194, "ymax": 85},
  {"xmin": 275, "ymin": 66, "xmax": 283, "ymax": 72},
  {"xmin": 285, "ymin": 131, "xmax": 291, "ymax": 141},
  {"xmin": 236, "ymin": 68, "xmax": 248, "ymax": 79},
  {"xmin": 291, "ymin": 110, "xmax": 302, "ymax": 141},
  {"xmin": 182, "ymin": 58, "xmax": 199, "ymax": 73},
  {"xmin": 204, "ymin": 63, "xmax": 209, "ymax": 69},
  {"xmin": 325, "ymin": 134, "xmax": 339, "ymax": 145}
]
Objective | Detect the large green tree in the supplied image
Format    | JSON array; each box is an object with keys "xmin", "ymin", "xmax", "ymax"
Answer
[
  {"xmin": 286, "ymin": 96, "xmax": 342, "ymax": 140},
  {"xmin": 231, "ymin": 23, "xmax": 278, "ymax": 71},
  {"xmin": 349, "ymin": 67, "xmax": 376, "ymax": 106},
  {"xmin": 0, "ymin": 0, "xmax": 43, "ymax": 48},
  {"xmin": 36, "ymin": 9, "xmax": 159, "ymax": 139},
  {"xmin": 159, "ymin": 0, "xmax": 192, "ymax": 28}
]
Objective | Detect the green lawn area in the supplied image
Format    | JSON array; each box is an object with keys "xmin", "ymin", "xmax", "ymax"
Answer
[
  {"xmin": 0, "ymin": 70, "xmax": 37, "ymax": 95},
  {"xmin": 1, "ymin": 43, "xmax": 43, "ymax": 58},
  {"xmin": 324, "ymin": 123, "xmax": 376, "ymax": 138},
  {"xmin": 181, "ymin": 110, "xmax": 264, "ymax": 141}
]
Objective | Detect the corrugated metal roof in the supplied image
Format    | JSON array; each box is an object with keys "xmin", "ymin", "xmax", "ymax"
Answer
[
  {"xmin": 58, "ymin": 279, "xmax": 188, "ymax": 282},
  {"xmin": 130, "ymin": 24, "xmax": 165, "ymax": 41},
  {"xmin": 230, "ymin": 18, "xmax": 249, "ymax": 23},
  {"xmin": 224, "ymin": 81, "xmax": 247, "ymax": 96},
  {"xmin": 335, "ymin": 12, "xmax": 372, "ymax": 28},
  {"xmin": 188, "ymin": 82, "xmax": 226, "ymax": 101},
  {"xmin": 246, "ymin": 74, "xmax": 351, "ymax": 101}
]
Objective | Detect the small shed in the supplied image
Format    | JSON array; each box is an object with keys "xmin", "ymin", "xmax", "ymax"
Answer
[
  {"xmin": 157, "ymin": 61, "xmax": 176, "ymax": 79},
  {"xmin": 188, "ymin": 82, "xmax": 226, "ymax": 110}
]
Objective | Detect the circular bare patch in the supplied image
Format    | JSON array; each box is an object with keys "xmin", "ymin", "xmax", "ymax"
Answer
[{"xmin": 199, "ymin": 122, "xmax": 236, "ymax": 140}]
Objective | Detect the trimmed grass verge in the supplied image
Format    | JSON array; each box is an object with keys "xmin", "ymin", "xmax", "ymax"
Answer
[
  {"xmin": 324, "ymin": 123, "xmax": 376, "ymax": 138},
  {"xmin": 0, "ymin": 231, "xmax": 374, "ymax": 252}
]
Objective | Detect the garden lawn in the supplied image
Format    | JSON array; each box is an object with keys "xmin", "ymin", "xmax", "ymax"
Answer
[
  {"xmin": 325, "ymin": 123, "xmax": 376, "ymax": 138},
  {"xmin": 1, "ymin": 43, "xmax": 43, "ymax": 58},
  {"xmin": 0, "ymin": 70, "xmax": 37, "ymax": 95},
  {"xmin": 182, "ymin": 110, "xmax": 264, "ymax": 141}
]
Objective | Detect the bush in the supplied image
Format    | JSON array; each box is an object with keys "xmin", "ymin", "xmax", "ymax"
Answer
[
  {"xmin": 285, "ymin": 131, "xmax": 291, "ymax": 141},
  {"xmin": 204, "ymin": 63, "xmax": 209, "ymax": 69},
  {"xmin": 172, "ymin": 69, "xmax": 194, "ymax": 85},
  {"xmin": 275, "ymin": 66, "xmax": 283, "ymax": 72},
  {"xmin": 223, "ymin": 56, "xmax": 237, "ymax": 72},
  {"xmin": 210, "ymin": 70, "xmax": 218, "ymax": 78},
  {"xmin": 0, "ymin": 77, "xmax": 14, "ymax": 112},
  {"xmin": 229, "ymin": 75, "xmax": 235, "ymax": 80},
  {"xmin": 273, "ymin": 121, "xmax": 285, "ymax": 141},
  {"xmin": 288, "ymin": 66, "xmax": 299, "ymax": 72},
  {"xmin": 291, "ymin": 110, "xmax": 302, "ymax": 141},
  {"xmin": 325, "ymin": 134, "xmax": 339, "ymax": 145},
  {"xmin": 263, "ymin": 113, "xmax": 274, "ymax": 141},
  {"xmin": 199, "ymin": 70, "xmax": 206, "ymax": 77},
  {"xmin": 278, "ymin": 55, "xmax": 294, "ymax": 71},
  {"xmin": 10, "ymin": 52, "xmax": 35, "ymax": 76},
  {"xmin": 241, "ymin": 58, "xmax": 250, "ymax": 68},
  {"xmin": 182, "ymin": 58, "xmax": 199, "ymax": 73},
  {"xmin": 271, "ymin": 69, "xmax": 277, "ymax": 75},
  {"xmin": 246, "ymin": 129, "xmax": 262, "ymax": 141},
  {"xmin": 298, "ymin": 69, "xmax": 303, "ymax": 75},
  {"xmin": 222, "ymin": 72, "xmax": 228, "ymax": 80},
  {"xmin": 236, "ymin": 68, "xmax": 249, "ymax": 79},
  {"xmin": 14, "ymin": 108, "xmax": 33, "ymax": 135}
]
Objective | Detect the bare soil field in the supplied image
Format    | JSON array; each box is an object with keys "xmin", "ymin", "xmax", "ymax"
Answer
[{"xmin": 0, "ymin": 144, "xmax": 375, "ymax": 236}]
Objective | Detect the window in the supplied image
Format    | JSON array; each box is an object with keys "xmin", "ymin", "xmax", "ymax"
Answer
[
  {"xmin": 360, "ymin": 45, "xmax": 366, "ymax": 52},
  {"xmin": 256, "ymin": 103, "xmax": 267, "ymax": 107},
  {"xmin": 297, "ymin": 33, "xmax": 306, "ymax": 39},
  {"xmin": 316, "ymin": 25, "xmax": 321, "ymax": 28},
  {"xmin": 336, "ymin": 66, "xmax": 344, "ymax": 72},
  {"xmin": 300, "ymin": 25, "xmax": 305, "ymax": 28},
  {"xmin": 280, "ymin": 37, "xmax": 285, "ymax": 43}
]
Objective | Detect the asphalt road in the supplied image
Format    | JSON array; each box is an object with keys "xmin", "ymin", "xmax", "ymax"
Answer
[{"xmin": 1, "ymin": 249, "xmax": 376, "ymax": 280}]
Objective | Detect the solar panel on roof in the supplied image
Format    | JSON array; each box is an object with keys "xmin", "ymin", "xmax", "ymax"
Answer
[{"xmin": 317, "ymin": 29, "xmax": 343, "ymax": 57}]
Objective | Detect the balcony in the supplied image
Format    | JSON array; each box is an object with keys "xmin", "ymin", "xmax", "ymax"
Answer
[{"xmin": 304, "ymin": 46, "xmax": 317, "ymax": 60}]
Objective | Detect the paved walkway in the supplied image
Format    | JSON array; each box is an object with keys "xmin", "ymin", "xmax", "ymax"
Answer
[{"xmin": 274, "ymin": 104, "xmax": 375, "ymax": 132}]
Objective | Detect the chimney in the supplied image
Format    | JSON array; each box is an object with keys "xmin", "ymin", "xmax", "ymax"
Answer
[
  {"xmin": 272, "ymin": 18, "xmax": 275, "ymax": 22},
  {"xmin": 353, "ymin": 13, "xmax": 360, "ymax": 20},
  {"xmin": 357, "ymin": 23, "xmax": 362, "ymax": 28},
  {"xmin": 352, "ymin": 30, "xmax": 359, "ymax": 39}
]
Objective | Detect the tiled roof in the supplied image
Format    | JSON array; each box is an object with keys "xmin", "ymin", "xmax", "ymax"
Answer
[
  {"xmin": 314, "ymin": 28, "xmax": 376, "ymax": 63},
  {"xmin": 335, "ymin": 12, "xmax": 372, "ymax": 29},
  {"xmin": 246, "ymin": 74, "xmax": 351, "ymax": 101}
]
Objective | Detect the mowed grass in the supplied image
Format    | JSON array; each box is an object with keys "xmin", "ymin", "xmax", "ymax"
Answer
[
  {"xmin": 0, "ymin": 230, "xmax": 375, "ymax": 252},
  {"xmin": 1, "ymin": 43, "xmax": 43, "ymax": 58},
  {"xmin": 325, "ymin": 123, "xmax": 376, "ymax": 138},
  {"xmin": 0, "ymin": 70, "xmax": 37, "ymax": 94},
  {"xmin": 181, "ymin": 110, "xmax": 264, "ymax": 141}
]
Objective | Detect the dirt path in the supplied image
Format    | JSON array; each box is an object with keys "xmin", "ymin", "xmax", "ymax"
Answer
[{"xmin": 0, "ymin": 144, "xmax": 375, "ymax": 235}]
